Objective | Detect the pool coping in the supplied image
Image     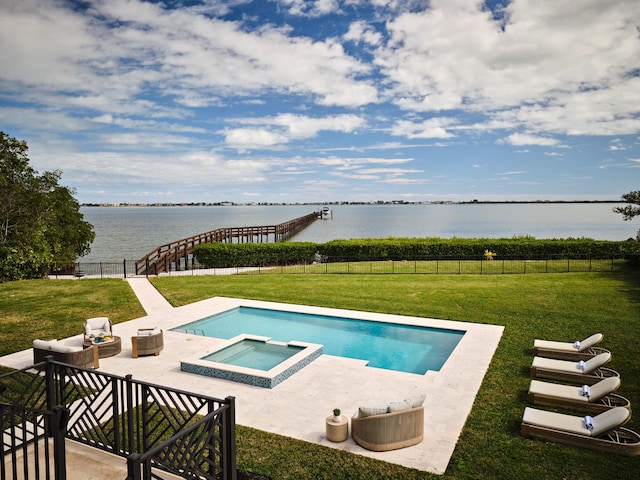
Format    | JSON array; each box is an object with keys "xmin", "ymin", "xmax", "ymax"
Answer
[{"xmin": 0, "ymin": 287, "xmax": 504, "ymax": 475}]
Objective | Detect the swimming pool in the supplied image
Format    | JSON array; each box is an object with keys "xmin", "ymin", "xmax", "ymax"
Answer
[{"xmin": 172, "ymin": 306, "xmax": 465, "ymax": 374}]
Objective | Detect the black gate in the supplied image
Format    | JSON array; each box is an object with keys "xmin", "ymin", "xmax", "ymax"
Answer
[{"xmin": 1, "ymin": 358, "xmax": 236, "ymax": 480}]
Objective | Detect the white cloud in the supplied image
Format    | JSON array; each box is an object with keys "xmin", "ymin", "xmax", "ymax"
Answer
[
  {"xmin": 223, "ymin": 128, "xmax": 290, "ymax": 148},
  {"xmin": 344, "ymin": 21, "xmax": 383, "ymax": 46},
  {"xmin": 376, "ymin": 0, "xmax": 640, "ymax": 137},
  {"xmin": 275, "ymin": 0, "xmax": 340, "ymax": 17},
  {"xmin": 0, "ymin": 0, "xmax": 378, "ymax": 115},
  {"xmin": 390, "ymin": 118, "xmax": 457, "ymax": 139},
  {"xmin": 498, "ymin": 133, "xmax": 561, "ymax": 147},
  {"xmin": 222, "ymin": 114, "xmax": 365, "ymax": 148}
]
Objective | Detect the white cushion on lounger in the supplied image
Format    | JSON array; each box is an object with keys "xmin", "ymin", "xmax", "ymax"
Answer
[
  {"xmin": 532, "ymin": 352, "xmax": 610, "ymax": 373},
  {"xmin": 588, "ymin": 377, "xmax": 621, "ymax": 401},
  {"xmin": 590, "ymin": 407, "xmax": 630, "ymax": 436},
  {"xmin": 523, "ymin": 407, "xmax": 588, "ymax": 435},
  {"xmin": 534, "ymin": 333, "xmax": 602, "ymax": 353},
  {"xmin": 528, "ymin": 380, "xmax": 589, "ymax": 402},
  {"xmin": 523, "ymin": 406, "xmax": 629, "ymax": 437}
]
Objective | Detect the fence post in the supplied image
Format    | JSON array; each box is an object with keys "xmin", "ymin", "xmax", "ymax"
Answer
[
  {"xmin": 127, "ymin": 453, "xmax": 142, "ymax": 480},
  {"xmin": 223, "ymin": 396, "xmax": 237, "ymax": 480},
  {"xmin": 51, "ymin": 405, "xmax": 70, "ymax": 480},
  {"xmin": 124, "ymin": 259, "xmax": 127, "ymax": 278},
  {"xmin": 126, "ymin": 374, "xmax": 136, "ymax": 454}
]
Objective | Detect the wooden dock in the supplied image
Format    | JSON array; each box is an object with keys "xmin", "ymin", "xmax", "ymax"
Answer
[{"xmin": 136, "ymin": 212, "xmax": 320, "ymax": 275}]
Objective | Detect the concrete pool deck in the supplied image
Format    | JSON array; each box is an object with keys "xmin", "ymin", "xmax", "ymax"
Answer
[{"xmin": 0, "ymin": 278, "xmax": 504, "ymax": 475}]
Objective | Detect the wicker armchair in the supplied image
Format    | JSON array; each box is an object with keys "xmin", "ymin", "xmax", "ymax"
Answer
[
  {"xmin": 33, "ymin": 339, "xmax": 99, "ymax": 369},
  {"xmin": 352, "ymin": 405, "xmax": 424, "ymax": 452},
  {"xmin": 131, "ymin": 328, "xmax": 164, "ymax": 358},
  {"xmin": 84, "ymin": 317, "xmax": 112, "ymax": 341}
]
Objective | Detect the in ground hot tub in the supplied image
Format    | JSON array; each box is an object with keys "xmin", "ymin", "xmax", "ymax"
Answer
[{"xmin": 180, "ymin": 334, "xmax": 322, "ymax": 388}]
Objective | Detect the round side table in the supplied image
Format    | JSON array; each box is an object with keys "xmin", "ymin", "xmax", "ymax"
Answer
[
  {"xmin": 326, "ymin": 415, "xmax": 348, "ymax": 442},
  {"xmin": 83, "ymin": 336, "xmax": 122, "ymax": 358}
]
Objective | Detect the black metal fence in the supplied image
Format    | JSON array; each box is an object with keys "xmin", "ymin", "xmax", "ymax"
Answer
[
  {"xmin": 0, "ymin": 358, "xmax": 236, "ymax": 480},
  {"xmin": 52, "ymin": 254, "xmax": 637, "ymax": 279}
]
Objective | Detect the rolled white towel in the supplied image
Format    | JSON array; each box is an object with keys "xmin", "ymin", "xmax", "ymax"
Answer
[
  {"xmin": 573, "ymin": 340, "xmax": 581, "ymax": 350},
  {"xmin": 584, "ymin": 415, "xmax": 594, "ymax": 430},
  {"xmin": 577, "ymin": 360, "xmax": 586, "ymax": 371},
  {"xmin": 581, "ymin": 385, "xmax": 591, "ymax": 398}
]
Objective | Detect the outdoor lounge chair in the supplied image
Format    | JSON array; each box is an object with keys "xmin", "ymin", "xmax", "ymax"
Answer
[
  {"xmin": 530, "ymin": 352, "xmax": 619, "ymax": 385},
  {"xmin": 521, "ymin": 406, "xmax": 640, "ymax": 456},
  {"xmin": 131, "ymin": 327, "xmax": 164, "ymax": 358},
  {"xmin": 33, "ymin": 339, "xmax": 99, "ymax": 369},
  {"xmin": 527, "ymin": 377, "xmax": 630, "ymax": 413},
  {"xmin": 351, "ymin": 394, "xmax": 425, "ymax": 451},
  {"xmin": 84, "ymin": 317, "xmax": 112, "ymax": 341},
  {"xmin": 532, "ymin": 333, "xmax": 606, "ymax": 360}
]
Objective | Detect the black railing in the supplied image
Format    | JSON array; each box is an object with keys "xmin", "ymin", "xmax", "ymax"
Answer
[
  {"xmin": 51, "ymin": 254, "xmax": 636, "ymax": 279},
  {"xmin": 0, "ymin": 358, "xmax": 236, "ymax": 480}
]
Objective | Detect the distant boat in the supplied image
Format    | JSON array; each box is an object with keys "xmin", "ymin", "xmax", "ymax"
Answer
[{"xmin": 320, "ymin": 206, "xmax": 332, "ymax": 219}]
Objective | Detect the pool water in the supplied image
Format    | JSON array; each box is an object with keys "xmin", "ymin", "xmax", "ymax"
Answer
[
  {"xmin": 172, "ymin": 306, "xmax": 464, "ymax": 374},
  {"xmin": 203, "ymin": 339, "xmax": 303, "ymax": 370}
]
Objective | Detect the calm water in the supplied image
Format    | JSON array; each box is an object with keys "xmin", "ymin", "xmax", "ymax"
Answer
[
  {"xmin": 172, "ymin": 306, "xmax": 464, "ymax": 374},
  {"xmin": 79, "ymin": 203, "xmax": 634, "ymax": 262}
]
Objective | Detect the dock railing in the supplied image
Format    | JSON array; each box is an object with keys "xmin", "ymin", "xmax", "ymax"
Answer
[{"xmin": 134, "ymin": 212, "xmax": 319, "ymax": 275}]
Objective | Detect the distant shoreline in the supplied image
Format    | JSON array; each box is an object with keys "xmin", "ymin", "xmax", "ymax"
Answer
[{"xmin": 81, "ymin": 200, "xmax": 624, "ymax": 207}]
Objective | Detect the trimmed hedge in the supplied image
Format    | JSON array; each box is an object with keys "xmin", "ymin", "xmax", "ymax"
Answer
[
  {"xmin": 193, "ymin": 242, "xmax": 318, "ymax": 268},
  {"xmin": 193, "ymin": 237, "xmax": 637, "ymax": 268}
]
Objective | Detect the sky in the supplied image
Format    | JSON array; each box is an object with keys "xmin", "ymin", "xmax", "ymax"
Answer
[{"xmin": 1, "ymin": 0, "xmax": 639, "ymax": 204}]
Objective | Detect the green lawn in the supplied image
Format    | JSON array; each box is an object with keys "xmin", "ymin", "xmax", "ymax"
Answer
[
  {"xmin": 1, "ymin": 272, "xmax": 639, "ymax": 479},
  {"xmin": 0, "ymin": 279, "xmax": 145, "ymax": 357}
]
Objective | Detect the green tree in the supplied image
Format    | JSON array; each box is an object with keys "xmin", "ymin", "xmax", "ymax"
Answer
[
  {"xmin": 0, "ymin": 132, "xmax": 95, "ymax": 281},
  {"xmin": 614, "ymin": 190, "xmax": 640, "ymax": 222}
]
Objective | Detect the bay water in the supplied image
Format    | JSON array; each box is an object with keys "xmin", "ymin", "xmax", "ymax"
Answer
[{"xmin": 79, "ymin": 203, "xmax": 635, "ymax": 263}]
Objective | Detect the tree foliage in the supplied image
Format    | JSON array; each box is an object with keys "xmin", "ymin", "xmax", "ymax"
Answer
[
  {"xmin": 614, "ymin": 190, "xmax": 640, "ymax": 246},
  {"xmin": 0, "ymin": 132, "xmax": 95, "ymax": 281},
  {"xmin": 614, "ymin": 190, "xmax": 640, "ymax": 221}
]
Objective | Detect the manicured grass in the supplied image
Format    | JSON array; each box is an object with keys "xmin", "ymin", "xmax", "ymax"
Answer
[
  {"xmin": 0, "ymin": 279, "xmax": 145, "ymax": 357},
  {"xmin": 151, "ymin": 272, "xmax": 640, "ymax": 479},
  {"xmin": 1, "ymin": 273, "xmax": 638, "ymax": 478}
]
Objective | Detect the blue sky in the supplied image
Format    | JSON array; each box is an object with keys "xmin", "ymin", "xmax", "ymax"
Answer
[{"xmin": 1, "ymin": 0, "xmax": 639, "ymax": 204}]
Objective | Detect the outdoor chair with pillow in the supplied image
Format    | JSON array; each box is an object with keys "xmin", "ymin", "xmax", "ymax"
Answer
[
  {"xmin": 33, "ymin": 339, "xmax": 99, "ymax": 369},
  {"xmin": 531, "ymin": 352, "xmax": 619, "ymax": 385},
  {"xmin": 532, "ymin": 333, "xmax": 606, "ymax": 360},
  {"xmin": 351, "ymin": 394, "xmax": 425, "ymax": 452},
  {"xmin": 84, "ymin": 317, "xmax": 112, "ymax": 341},
  {"xmin": 131, "ymin": 327, "xmax": 164, "ymax": 358},
  {"xmin": 521, "ymin": 406, "xmax": 640, "ymax": 456},
  {"xmin": 527, "ymin": 376, "xmax": 630, "ymax": 413}
]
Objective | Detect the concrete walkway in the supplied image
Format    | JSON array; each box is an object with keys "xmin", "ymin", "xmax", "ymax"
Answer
[{"xmin": 125, "ymin": 278, "xmax": 174, "ymax": 315}]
